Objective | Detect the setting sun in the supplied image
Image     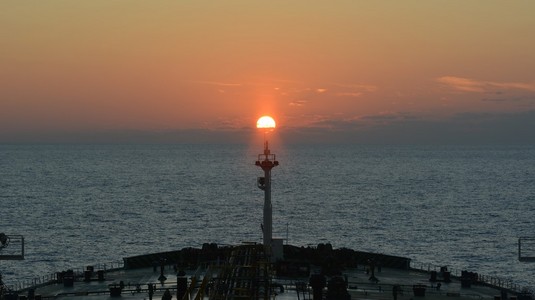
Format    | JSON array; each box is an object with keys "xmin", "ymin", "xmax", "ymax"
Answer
[{"xmin": 256, "ymin": 116, "xmax": 276, "ymax": 129}]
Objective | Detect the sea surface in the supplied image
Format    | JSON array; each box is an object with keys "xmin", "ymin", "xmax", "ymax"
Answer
[{"xmin": 1, "ymin": 144, "xmax": 534, "ymax": 289}]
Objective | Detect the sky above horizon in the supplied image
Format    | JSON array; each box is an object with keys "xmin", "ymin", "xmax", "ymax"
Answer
[{"xmin": 1, "ymin": 1, "xmax": 535, "ymax": 143}]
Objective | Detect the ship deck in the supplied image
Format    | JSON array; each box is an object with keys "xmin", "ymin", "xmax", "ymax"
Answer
[
  {"xmin": 23, "ymin": 264, "xmax": 510, "ymax": 300},
  {"xmin": 6, "ymin": 244, "xmax": 519, "ymax": 300}
]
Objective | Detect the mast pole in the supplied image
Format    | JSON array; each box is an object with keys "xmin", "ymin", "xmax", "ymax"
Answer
[{"xmin": 255, "ymin": 133, "xmax": 279, "ymax": 258}]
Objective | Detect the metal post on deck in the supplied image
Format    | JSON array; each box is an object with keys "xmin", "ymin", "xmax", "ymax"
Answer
[{"xmin": 256, "ymin": 140, "xmax": 279, "ymax": 257}]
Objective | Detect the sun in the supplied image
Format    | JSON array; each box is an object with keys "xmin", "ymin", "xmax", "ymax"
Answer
[{"xmin": 256, "ymin": 116, "xmax": 276, "ymax": 129}]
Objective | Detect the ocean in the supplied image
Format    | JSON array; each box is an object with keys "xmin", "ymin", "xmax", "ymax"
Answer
[{"xmin": 1, "ymin": 143, "xmax": 534, "ymax": 289}]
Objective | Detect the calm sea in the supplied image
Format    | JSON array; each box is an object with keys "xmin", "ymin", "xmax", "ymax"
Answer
[{"xmin": 1, "ymin": 144, "xmax": 534, "ymax": 289}]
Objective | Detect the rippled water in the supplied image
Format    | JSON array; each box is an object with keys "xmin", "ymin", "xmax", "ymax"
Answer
[{"xmin": 1, "ymin": 144, "xmax": 534, "ymax": 288}]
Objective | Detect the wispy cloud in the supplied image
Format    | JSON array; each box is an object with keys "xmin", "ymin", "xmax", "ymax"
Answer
[
  {"xmin": 493, "ymin": 81, "xmax": 535, "ymax": 92},
  {"xmin": 481, "ymin": 97, "xmax": 521, "ymax": 103},
  {"xmin": 289, "ymin": 100, "xmax": 307, "ymax": 107},
  {"xmin": 333, "ymin": 83, "xmax": 378, "ymax": 92},
  {"xmin": 436, "ymin": 76, "xmax": 485, "ymax": 92},
  {"xmin": 331, "ymin": 83, "xmax": 377, "ymax": 98},
  {"xmin": 280, "ymin": 110, "xmax": 535, "ymax": 144},
  {"xmin": 336, "ymin": 92, "xmax": 362, "ymax": 97},
  {"xmin": 303, "ymin": 112, "xmax": 419, "ymax": 130},
  {"xmin": 188, "ymin": 80, "xmax": 243, "ymax": 87},
  {"xmin": 437, "ymin": 76, "xmax": 535, "ymax": 93},
  {"xmin": 285, "ymin": 82, "xmax": 377, "ymax": 108}
]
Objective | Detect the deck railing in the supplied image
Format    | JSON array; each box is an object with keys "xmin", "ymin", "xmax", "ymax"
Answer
[
  {"xmin": 411, "ymin": 260, "xmax": 533, "ymax": 295},
  {"xmin": 5, "ymin": 260, "xmax": 124, "ymax": 292}
]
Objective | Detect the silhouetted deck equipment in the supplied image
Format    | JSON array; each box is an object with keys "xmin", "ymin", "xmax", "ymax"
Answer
[{"xmin": 209, "ymin": 244, "xmax": 271, "ymax": 300}]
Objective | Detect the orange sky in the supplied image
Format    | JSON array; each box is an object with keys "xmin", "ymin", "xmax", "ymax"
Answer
[{"xmin": 1, "ymin": 1, "xmax": 535, "ymax": 143}]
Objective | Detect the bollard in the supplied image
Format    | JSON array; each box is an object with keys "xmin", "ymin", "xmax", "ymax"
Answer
[
  {"xmin": 109, "ymin": 284, "xmax": 122, "ymax": 297},
  {"xmin": 413, "ymin": 284, "xmax": 426, "ymax": 297},
  {"xmin": 63, "ymin": 270, "xmax": 74, "ymax": 287},
  {"xmin": 430, "ymin": 271, "xmax": 437, "ymax": 282},
  {"xmin": 177, "ymin": 270, "xmax": 188, "ymax": 300},
  {"xmin": 326, "ymin": 276, "xmax": 350, "ymax": 300},
  {"xmin": 97, "ymin": 270, "xmax": 105, "ymax": 281},
  {"xmin": 309, "ymin": 274, "xmax": 326, "ymax": 300},
  {"xmin": 443, "ymin": 271, "xmax": 451, "ymax": 283},
  {"xmin": 84, "ymin": 270, "xmax": 92, "ymax": 282}
]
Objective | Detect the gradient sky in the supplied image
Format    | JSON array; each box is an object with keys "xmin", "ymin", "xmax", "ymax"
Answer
[{"xmin": 1, "ymin": 1, "xmax": 535, "ymax": 143}]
